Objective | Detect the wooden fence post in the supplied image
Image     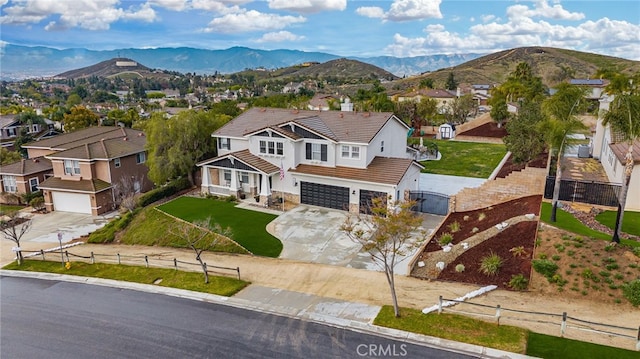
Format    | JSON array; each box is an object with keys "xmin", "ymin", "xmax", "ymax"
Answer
[
  {"xmin": 117, "ymin": 253, "xmax": 121, "ymax": 265},
  {"xmin": 236, "ymin": 267, "xmax": 241, "ymax": 280},
  {"xmin": 65, "ymin": 251, "xmax": 69, "ymax": 262},
  {"xmin": 438, "ymin": 296, "xmax": 443, "ymax": 314},
  {"xmin": 561, "ymin": 312, "xmax": 567, "ymax": 336},
  {"xmin": 174, "ymin": 258, "xmax": 178, "ymax": 271},
  {"xmin": 90, "ymin": 252, "xmax": 95, "ymax": 264},
  {"xmin": 636, "ymin": 326, "xmax": 640, "ymax": 351},
  {"xmin": 40, "ymin": 249, "xmax": 45, "ymax": 260},
  {"xmin": 495, "ymin": 305, "xmax": 501, "ymax": 325},
  {"xmin": 144, "ymin": 255, "xmax": 149, "ymax": 268}
]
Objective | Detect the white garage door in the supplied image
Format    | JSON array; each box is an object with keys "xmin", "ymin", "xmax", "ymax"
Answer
[{"xmin": 52, "ymin": 192, "xmax": 92, "ymax": 214}]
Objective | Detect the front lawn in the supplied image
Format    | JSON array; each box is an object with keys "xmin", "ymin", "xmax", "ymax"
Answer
[
  {"xmin": 526, "ymin": 332, "xmax": 639, "ymax": 359},
  {"xmin": 595, "ymin": 210, "xmax": 640, "ymax": 236},
  {"xmin": 420, "ymin": 140, "xmax": 506, "ymax": 178},
  {"xmin": 157, "ymin": 197, "xmax": 283, "ymax": 257},
  {"xmin": 3, "ymin": 260, "xmax": 249, "ymax": 296}
]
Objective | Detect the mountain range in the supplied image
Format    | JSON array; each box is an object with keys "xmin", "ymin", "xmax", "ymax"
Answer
[{"xmin": 0, "ymin": 44, "xmax": 482, "ymax": 81}]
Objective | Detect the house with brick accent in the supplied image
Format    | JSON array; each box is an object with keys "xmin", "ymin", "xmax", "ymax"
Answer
[
  {"xmin": 197, "ymin": 107, "xmax": 423, "ymax": 213},
  {"xmin": 21, "ymin": 126, "xmax": 153, "ymax": 215}
]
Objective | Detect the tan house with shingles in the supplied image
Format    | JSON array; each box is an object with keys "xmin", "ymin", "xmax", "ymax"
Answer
[
  {"xmin": 22, "ymin": 126, "xmax": 152, "ymax": 215},
  {"xmin": 393, "ymin": 88, "xmax": 456, "ymax": 114},
  {"xmin": 0, "ymin": 157, "xmax": 53, "ymax": 204}
]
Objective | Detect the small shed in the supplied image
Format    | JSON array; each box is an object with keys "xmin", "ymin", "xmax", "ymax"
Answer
[{"xmin": 438, "ymin": 123, "xmax": 456, "ymax": 139}]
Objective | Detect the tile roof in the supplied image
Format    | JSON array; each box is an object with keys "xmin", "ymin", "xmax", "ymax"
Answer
[
  {"xmin": 609, "ymin": 140, "xmax": 640, "ymax": 165},
  {"xmin": 0, "ymin": 157, "xmax": 52, "ymax": 176},
  {"xmin": 197, "ymin": 149, "xmax": 280, "ymax": 174},
  {"xmin": 0, "ymin": 115, "xmax": 18, "ymax": 128},
  {"xmin": 214, "ymin": 107, "xmax": 404, "ymax": 144},
  {"xmin": 23, "ymin": 126, "xmax": 143, "ymax": 152},
  {"xmin": 46, "ymin": 133, "xmax": 146, "ymax": 160},
  {"xmin": 38, "ymin": 177, "xmax": 112, "ymax": 193},
  {"xmin": 289, "ymin": 157, "xmax": 422, "ymax": 185}
]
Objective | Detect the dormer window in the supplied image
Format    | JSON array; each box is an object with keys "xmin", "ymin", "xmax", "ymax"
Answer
[
  {"xmin": 341, "ymin": 145, "xmax": 360, "ymax": 159},
  {"xmin": 64, "ymin": 160, "xmax": 81, "ymax": 175}
]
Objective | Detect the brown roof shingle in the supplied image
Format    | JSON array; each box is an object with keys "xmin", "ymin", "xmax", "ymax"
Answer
[
  {"xmin": 0, "ymin": 157, "xmax": 52, "ymax": 176},
  {"xmin": 289, "ymin": 157, "xmax": 421, "ymax": 185},
  {"xmin": 609, "ymin": 139, "xmax": 640, "ymax": 165},
  {"xmin": 38, "ymin": 177, "xmax": 112, "ymax": 193},
  {"xmin": 23, "ymin": 126, "xmax": 144, "ymax": 153},
  {"xmin": 215, "ymin": 108, "xmax": 404, "ymax": 144}
]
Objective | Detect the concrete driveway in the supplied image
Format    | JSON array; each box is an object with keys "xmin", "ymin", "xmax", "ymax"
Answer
[
  {"xmin": 1, "ymin": 210, "xmax": 117, "ymax": 265},
  {"xmin": 268, "ymin": 205, "xmax": 444, "ymax": 275}
]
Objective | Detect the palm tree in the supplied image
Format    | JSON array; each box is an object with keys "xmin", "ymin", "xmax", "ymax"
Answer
[
  {"xmin": 601, "ymin": 92, "xmax": 640, "ymax": 242},
  {"xmin": 541, "ymin": 83, "xmax": 589, "ymax": 222}
]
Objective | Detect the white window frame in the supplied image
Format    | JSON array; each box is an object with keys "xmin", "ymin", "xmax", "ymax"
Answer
[
  {"xmin": 114, "ymin": 158, "xmax": 121, "ymax": 168},
  {"xmin": 219, "ymin": 137, "xmax": 230, "ymax": 150},
  {"xmin": 311, "ymin": 143, "xmax": 322, "ymax": 161},
  {"xmin": 136, "ymin": 152, "xmax": 146, "ymax": 164},
  {"xmin": 3, "ymin": 175, "xmax": 17, "ymax": 193},
  {"xmin": 29, "ymin": 177, "xmax": 39, "ymax": 192},
  {"xmin": 64, "ymin": 159, "xmax": 81, "ymax": 175},
  {"xmin": 240, "ymin": 172, "xmax": 249, "ymax": 183},
  {"xmin": 259, "ymin": 140, "xmax": 284, "ymax": 156},
  {"xmin": 351, "ymin": 146, "xmax": 360, "ymax": 159},
  {"xmin": 223, "ymin": 170, "xmax": 231, "ymax": 185},
  {"xmin": 341, "ymin": 145, "xmax": 350, "ymax": 158}
]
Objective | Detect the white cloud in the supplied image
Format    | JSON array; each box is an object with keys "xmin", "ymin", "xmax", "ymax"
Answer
[
  {"xmin": 357, "ymin": 0, "xmax": 442, "ymax": 22},
  {"xmin": 0, "ymin": 0, "xmax": 157, "ymax": 29},
  {"xmin": 190, "ymin": 0, "xmax": 249, "ymax": 12},
  {"xmin": 256, "ymin": 31, "xmax": 305, "ymax": 43},
  {"xmin": 481, "ymin": 14, "xmax": 495, "ymax": 23},
  {"xmin": 148, "ymin": 0, "xmax": 188, "ymax": 11},
  {"xmin": 204, "ymin": 9, "xmax": 306, "ymax": 33},
  {"xmin": 384, "ymin": 0, "xmax": 639, "ymax": 60},
  {"xmin": 356, "ymin": 6, "xmax": 385, "ymax": 19},
  {"xmin": 268, "ymin": 0, "xmax": 346, "ymax": 14}
]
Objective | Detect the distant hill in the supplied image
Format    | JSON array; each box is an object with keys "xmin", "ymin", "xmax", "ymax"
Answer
[
  {"xmin": 395, "ymin": 46, "xmax": 640, "ymax": 90},
  {"xmin": 0, "ymin": 43, "xmax": 482, "ymax": 80},
  {"xmin": 55, "ymin": 58, "xmax": 168, "ymax": 79}
]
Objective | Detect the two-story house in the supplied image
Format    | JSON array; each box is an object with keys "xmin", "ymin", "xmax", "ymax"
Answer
[
  {"xmin": 197, "ymin": 108, "xmax": 423, "ymax": 213},
  {"xmin": 0, "ymin": 157, "xmax": 53, "ymax": 204},
  {"xmin": 22, "ymin": 126, "xmax": 153, "ymax": 215}
]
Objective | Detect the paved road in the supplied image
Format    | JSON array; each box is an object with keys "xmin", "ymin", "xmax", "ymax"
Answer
[{"xmin": 0, "ymin": 276, "xmax": 476, "ymax": 359}]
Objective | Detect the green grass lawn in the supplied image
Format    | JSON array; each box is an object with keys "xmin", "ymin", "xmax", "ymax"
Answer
[
  {"xmin": 157, "ymin": 197, "xmax": 283, "ymax": 257},
  {"xmin": 526, "ymin": 332, "xmax": 639, "ymax": 359},
  {"xmin": 374, "ymin": 305, "xmax": 528, "ymax": 354},
  {"xmin": 3, "ymin": 260, "xmax": 249, "ymax": 296},
  {"xmin": 595, "ymin": 210, "xmax": 640, "ymax": 236},
  {"xmin": 420, "ymin": 140, "xmax": 506, "ymax": 178},
  {"xmin": 0, "ymin": 204, "xmax": 25, "ymax": 216},
  {"xmin": 540, "ymin": 202, "xmax": 640, "ymax": 247}
]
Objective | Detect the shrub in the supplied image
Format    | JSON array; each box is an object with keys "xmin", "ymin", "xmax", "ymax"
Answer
[
  {"xmin": 137, "ymin": 177, "xmax": 191, "ymax": 207},
  {"xmin": 532, "ymin": 259, "xmax": 558, "ymax": 279},
  {"xmin": 509, "ymin": 246, "xmax": 527, "ymax": 257},
  {"xmin": 508, "ymin": 274, "xmax": 529, "ymax": 290},
  {"xmin": 581, "ymin": 268, "xmax": 596, "ymax": 280},
  {"xmin": 605, "ymin": 263, "xmax": 619, "ymax": 270},
  {"xmin": 622, "ymin": 279, "xmax": 640, "ymax": 306},
  {"xmin": 478, "ymin": 212, "xmax": 486, "ymax": 221},
  {"xmin": 552, "ymin": 255, "xmax": 561, "ymax": 261},
  {"xmin": 448, "ymin": 221, "xmax": 460, "ymax": 233},
  {"xmin": 463, "ymin": 215, "xmax": 470, "ymax": 221},
  {"xmin": 87, "ymin": 211, "xmax": 136, "ymax": 244},
  {"xmin": 21, "ymin": 190, "xmax": 43, "ymax": 205},
  {"xmin": 438, "ymin": 233, "xmax": 453, "ymax": 246},
  {"xmin": 479, "ymin": 252, "xmax": 503, "ymax": 276},
  {"xmin": 455, "ymin": 264, "xmax": 465, "ymax": 273},
  {"xmin": 29, "ymin": 196, "xmax": 45, "ymax": 211},
  {"xmin": 633, "ymin": 247, "xmax": 640, "ymax": 258},
  {"xmin": 471, "ymin": 227, "xmax": 479, "ymax": 233}
]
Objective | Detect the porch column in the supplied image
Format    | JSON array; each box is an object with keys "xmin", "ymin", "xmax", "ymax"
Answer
[
  {"xmin": 201, "ymin": 166, "xmax": 210, "ymax": 192},
  {"xmin": 229, "ymin": 169, "xmax": 239, "ymax": 191},
  {"xmin": 260, "ymin": 173, "xmax": 271, "ymax": 196}
]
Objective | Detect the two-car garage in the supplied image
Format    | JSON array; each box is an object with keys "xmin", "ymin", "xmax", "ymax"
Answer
[
  {"xmin": 51, "ymin": 192, "xmax": 93, "ymax": 214},
  {"xmin": 300, "ymin": 182, "xmax": 350, "ymax": 211}
]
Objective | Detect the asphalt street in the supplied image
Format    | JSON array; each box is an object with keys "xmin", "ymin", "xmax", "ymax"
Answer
[{"xmin": 0, "ymin": 276, "xmax": 477, "ymax": 359}]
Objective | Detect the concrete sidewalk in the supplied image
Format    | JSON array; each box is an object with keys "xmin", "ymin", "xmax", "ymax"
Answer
[{"xmin": 0, "ymin": 270, "xmax": 535, "ymax": 359}]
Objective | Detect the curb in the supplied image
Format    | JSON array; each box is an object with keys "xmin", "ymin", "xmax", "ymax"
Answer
[{"xmin": 0, "ymin": 270, "xmax": 539, "ymax": 359}]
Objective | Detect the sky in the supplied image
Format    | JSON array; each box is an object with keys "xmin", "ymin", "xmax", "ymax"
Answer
[{"xmin": 0, "ymin": 0, "xmax": 639, "ymax": 60}]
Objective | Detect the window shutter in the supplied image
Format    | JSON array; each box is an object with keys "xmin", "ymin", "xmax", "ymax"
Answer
[
  {"xmin": 321, "ymin": 144, "xmax": 327, "ymax": 161},
  {"xmin": 227, "ymin": 138, "xmax": 231, "ymax": 150},
  {"xmin": 306, "ymin": 143, "xmax": 311, "ymax": 160}
]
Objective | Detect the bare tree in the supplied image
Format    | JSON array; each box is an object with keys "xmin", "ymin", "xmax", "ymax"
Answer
[
  {"xmin": 1, "ymin": 212, "xmax": 33, "ymax": 265},
  {"xmin": 341, "ymin": 196, "xmax": 426, "ymax": 317},
  {"xmin": 113, "ymin": 174, "xmax": 144, "ymax": 213},
  {"xmin": 170, "ymin": 217, "xmax": 232, "ymax": 284}
]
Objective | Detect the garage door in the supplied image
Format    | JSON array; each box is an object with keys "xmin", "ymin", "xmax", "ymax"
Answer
[
  {"xmin": 52, "ymin": 192, "xmax": 92, "ymax": 214},
  {"xmin": 359, "ymin": 190, "xmax": 387, "ymax": 214},
  {"xmin": 300, "ymin": 182, "xmax": 349, "ymax": 211}
]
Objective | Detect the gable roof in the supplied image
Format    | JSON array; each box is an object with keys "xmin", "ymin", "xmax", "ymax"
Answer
[
  {"xmin": 197, "ymin": 149, "xmax": 280, "ymax": 174},
  {"xmin": 0, "ymin": 115, "xmax": 19, "ymax": 128},
  {"xmin": 23, "ymin": 126, "xmax": 142, "ymax": 152},
  {"xmin": 609, "ymin": 140, "xmax": 640, "ymax": 165},
  {"xmin": 214, "ymin": 107, "xmax": 406, "ymax": 144},
  {"xmin": 46, "ymin": 133, "xmax": 146, "ymax": 160},
  {"xmin": 0, "ymin": 157, "xmax": 52, "ymax": 176},
  {"xmin": 289, "ymin": 157, "xmax": 423, "ymax": 185}
]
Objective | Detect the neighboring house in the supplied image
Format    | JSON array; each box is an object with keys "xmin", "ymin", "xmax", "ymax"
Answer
[
  {"xmin": 197, "ymin": 108, "xmax": 424, "ymax": 213},
  {"xmin": 394, "ymin": 89, "xmax": 456, "ymax": 114},
  {"xmin": 0, "ymin": 157, "xmax": 53, "ymax": 204},
  {"xmin": 22, "ymin": 126, "xmax": 153, "ymax": 215},
  {"xmin": 307, "ymin": 93, "xmax": 336, "ymax": 111},
  {"xmin": 0, "ymin": 114, "xmax": 52, "ymax": 149},
  {"xmin": 591, "ymin": 94, "xmax": 640, "ymax": 211},
  {"xmin": 569, "ymin": 79, "xmax": 609, "ymax": 100}
]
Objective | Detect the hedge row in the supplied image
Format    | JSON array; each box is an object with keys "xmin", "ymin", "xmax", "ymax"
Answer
[{"xmin": 137, "ymin": 178, "xmax": 192, "ymax": 208}]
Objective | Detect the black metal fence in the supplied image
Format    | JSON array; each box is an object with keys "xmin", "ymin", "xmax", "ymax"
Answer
[
  {"xmin": 410, "ymin": 191, "xmax": 450, "ymax": 215},
  {"xmin": 544, "ymin": 177, "xmax": 621, "ymax": 207}
]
